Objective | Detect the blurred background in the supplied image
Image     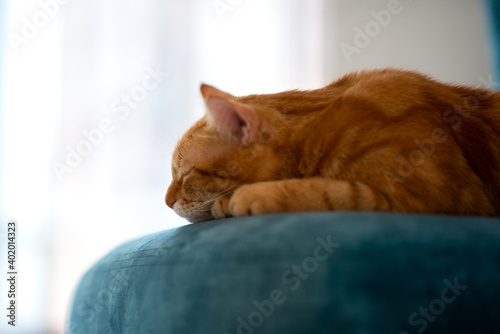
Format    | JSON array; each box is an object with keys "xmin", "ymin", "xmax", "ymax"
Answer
[{"xmin": 0, "ymin": 0, "xmax": 497, "ymax": 332}]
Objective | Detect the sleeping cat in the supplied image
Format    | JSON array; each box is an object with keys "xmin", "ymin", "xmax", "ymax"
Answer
[{"xmin": 165, "ymin": 69, "xmax": 500, "ymax": 223}]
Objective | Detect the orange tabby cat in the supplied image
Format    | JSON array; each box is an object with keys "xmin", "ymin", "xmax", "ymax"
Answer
[{"xmin": 165, "ymin": 69, "xmax": 500, "ymax": 223}]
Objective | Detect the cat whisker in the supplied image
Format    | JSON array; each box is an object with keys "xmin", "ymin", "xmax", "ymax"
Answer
[
  {"xmin": 179, "ymin": 187, "xmax": 239, "ymax": 218},
  {"xmin": 200, "ymin": 186, "xmax": 239, "ymax": 207}
]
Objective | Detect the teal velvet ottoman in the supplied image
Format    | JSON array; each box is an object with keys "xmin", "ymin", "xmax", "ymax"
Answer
[{"xmin": 68, "ymin": 213, "xmax": 500, "ymax": 333}]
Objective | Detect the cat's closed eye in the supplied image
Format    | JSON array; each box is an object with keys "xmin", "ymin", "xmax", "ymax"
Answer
[
  {"xmin": 197, "ymin": 169, "xmax": 222, "ymax": 178},
  {"xmin": 196, "ymin": 169, "xmax": 224, "ymax": 179}
]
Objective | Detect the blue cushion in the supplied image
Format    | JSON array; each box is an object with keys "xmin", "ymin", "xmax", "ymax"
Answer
[{"xmin": 68, "ymin": 213, "xmax": 500, "ymax": 333}]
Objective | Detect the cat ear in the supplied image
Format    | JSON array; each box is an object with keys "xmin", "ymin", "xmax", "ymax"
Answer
[
  {"xmin": 201, "ymin": 83, "xmax": 233, "ymax": 100},
  {"xmin": 201, "ymin": 84, "xmax": 259, "ymax": 145}
]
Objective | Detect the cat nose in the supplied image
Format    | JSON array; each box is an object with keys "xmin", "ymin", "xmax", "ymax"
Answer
[
  {"xmin": 165, "ymin": 188, "xmax": 177, "ymax": 209},
  {"xmin": 166, "ymin": 199, "xmax": 176, "ymax": 209},
  {"xmin": 166, "ymin": 182, "xmax": 180, "ymax": 209},
  {"xmin": 165, "ymin": 193, "xmax": 176, "ymax": 209}
]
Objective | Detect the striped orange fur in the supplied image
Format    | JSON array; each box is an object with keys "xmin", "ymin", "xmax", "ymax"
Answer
[{"xmin": 165, "ymin": 69, "xmax": 500, "ymax": 222}]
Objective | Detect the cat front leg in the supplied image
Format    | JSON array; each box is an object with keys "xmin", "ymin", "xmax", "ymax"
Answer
[
  {"xmin": 211, "ymin": 195, "xmax": 232, "ymax": 219},
  {"xmin": 226, "ymin": 178, "xmax": 392, "ymax": 217}
]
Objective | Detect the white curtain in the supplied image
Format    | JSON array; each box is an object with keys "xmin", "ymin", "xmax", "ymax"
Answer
[{"xmin": 1, "ymin": 1, "xmax": 326, "ymax": 332}]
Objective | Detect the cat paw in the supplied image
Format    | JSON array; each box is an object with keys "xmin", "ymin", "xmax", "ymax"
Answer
[
  {"xmin": 228, "ymin": 183, "xmax": 283, "ymax": 217},
  {"xmin": 211, "ymin": 195, "xmax": 232, "ymax": 219}
]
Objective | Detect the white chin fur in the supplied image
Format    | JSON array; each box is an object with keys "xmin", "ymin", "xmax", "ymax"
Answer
[
  {"xmin": 186, "ymin": 213, "xmax": 214, "ymax": 223},
  {"xmin": 174, "ymin": 203, "xmax": 214, "ymax": 223}
]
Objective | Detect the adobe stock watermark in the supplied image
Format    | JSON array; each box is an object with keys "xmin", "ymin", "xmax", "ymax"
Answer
[
  {"xmin": 384, "ymin": 74, "xmax": 497, "ymax": 191},
  {"xmin": 224, "ymin": 235, "xmax": 340, "ymax": 334},
  {"xmin": 339, "ymin": 0, "xmax": 412, "ymax": 63},
  {"xmin": 213, "ymin": 0, "xmax": 245, "ymax": 21},
  {"xmin": 51, "ymin": 65, "xmax": 168, "ymax": 182},
  {"xmin": 8, "ymin": 0, "xmax": 73, "ymax": 54},
  {"xmin": 399, "ymin": 277, "xmax": 467, "ymax": 334}
]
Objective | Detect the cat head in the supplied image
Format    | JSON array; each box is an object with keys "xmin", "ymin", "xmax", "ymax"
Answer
[{"xmin": 165, "ymin": 84, "xmax": 282, "ymax": 222}]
